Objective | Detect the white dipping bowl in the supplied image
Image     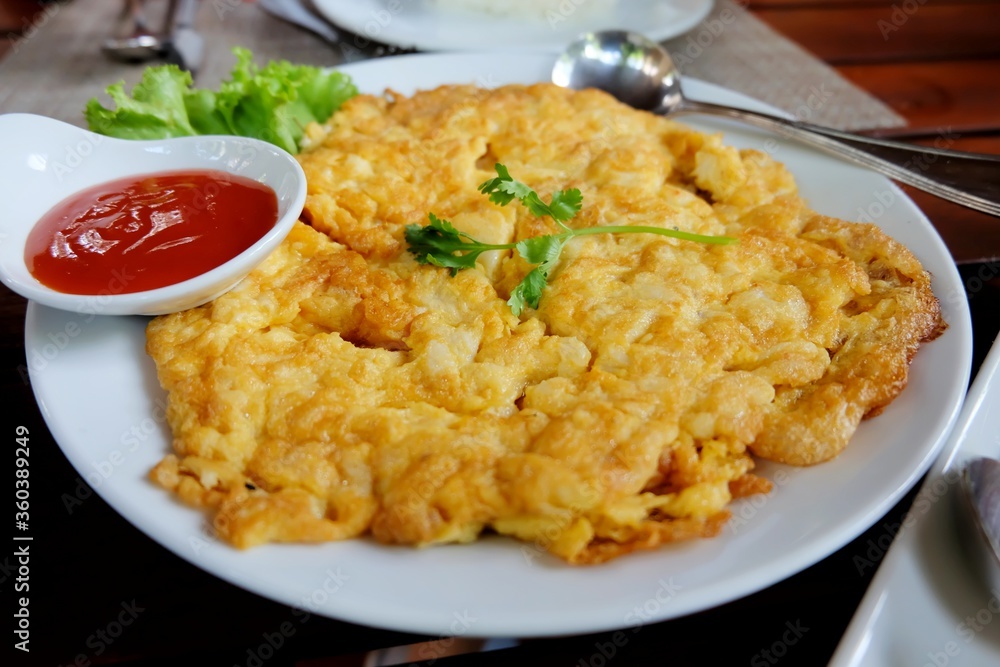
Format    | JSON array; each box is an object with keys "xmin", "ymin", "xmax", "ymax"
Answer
[{"xmin": 0, "ymin": 113, "xmax": 306, "ymax": 316}]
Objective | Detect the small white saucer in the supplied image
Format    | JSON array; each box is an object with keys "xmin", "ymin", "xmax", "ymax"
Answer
[{"xmin": 0, "ymin": 113, "xmax": 306, "ymax": 316}]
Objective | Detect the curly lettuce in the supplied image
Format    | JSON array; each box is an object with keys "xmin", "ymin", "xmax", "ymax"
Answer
[{"xmin": 84, "ymin": 48, "xmax": 356, "ymax": 154}]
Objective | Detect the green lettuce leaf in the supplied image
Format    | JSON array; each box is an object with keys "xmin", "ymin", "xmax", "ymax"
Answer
[
  {"xmin": 84, "ymin": 47, "xmax": 357, "ymax": 154},
  {"xmin": 84, "ymin": 66, "xmax": 198, "ymax": 140}
]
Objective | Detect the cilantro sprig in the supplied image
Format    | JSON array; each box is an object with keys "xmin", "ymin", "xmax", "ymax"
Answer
[
  {"xmin": 405, "ymin": 164, "xmax": 737, "ymax": 316},
  {"xmin": 478, "ymin": 163, "xmax": 583, "ymax": 223}
]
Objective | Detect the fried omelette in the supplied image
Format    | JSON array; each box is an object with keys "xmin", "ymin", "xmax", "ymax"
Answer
[{"xmin": 147, "ymin": 83, "xmax": 943, "ymax": 564}]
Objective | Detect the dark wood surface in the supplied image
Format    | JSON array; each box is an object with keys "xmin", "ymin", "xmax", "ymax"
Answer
[{"xmin": 3, "ymin": 1, "xmax": 1000, "ymax": 665}]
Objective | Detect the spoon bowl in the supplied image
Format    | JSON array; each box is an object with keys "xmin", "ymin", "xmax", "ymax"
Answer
[
  {"xmin": 553, "ymin": 30, "xmax": 1000, "ymax": 217},
  {"xmin": 552, "ymin": 30, "xmax": 681, "ymax": 114},
  {"xmin": 102, "ymin": 33, "xmax": 164, "ymax": 62},
  {"xmin": 0, "ymin": 114, "xmax": 306, "ymax": 316},
  {"xmin": 102, "ymin": 0, "xmax": 169, "ymax": 62}
]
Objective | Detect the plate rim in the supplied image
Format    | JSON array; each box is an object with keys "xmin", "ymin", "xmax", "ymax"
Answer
[{"xmin": 26, "ymin": 51, "xmax": 973, "ymax": 638}]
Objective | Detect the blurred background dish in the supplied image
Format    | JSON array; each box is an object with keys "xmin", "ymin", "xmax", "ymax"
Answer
[
  {"xmin": 424, "ymin": 0, "xmax": 617, "ymax": 21},
  {"xmin": 308, "ymin": 0, "xmax": 714, "ymax": 52}
]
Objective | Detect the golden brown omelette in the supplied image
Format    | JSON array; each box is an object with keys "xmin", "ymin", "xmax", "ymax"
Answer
[{"xmin": 147, "ymin": 84, "xmax": 943, "ymax": 564}]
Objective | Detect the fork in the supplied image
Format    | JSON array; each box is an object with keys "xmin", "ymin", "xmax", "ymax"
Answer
[{"xmin": 258, "ymin": 0, "xmax": 417, "ymax": 59}]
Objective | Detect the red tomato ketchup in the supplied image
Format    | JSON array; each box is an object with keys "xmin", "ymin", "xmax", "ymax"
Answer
[{"xmin": 25, "ymin": 170, "xmax": 278, "ymax": 295}]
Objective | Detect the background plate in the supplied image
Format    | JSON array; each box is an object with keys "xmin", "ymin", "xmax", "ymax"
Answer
[
  {"xmin": 830, "ymin": 337, "xmax": 1000, "ymax": 665},
  {"xmin": 310, "ymin": 0, "xmax": 714, "ymax": 52},
  {"xmin": 27, "ymin": 52, "xmax": 972, "ymax": 637}
]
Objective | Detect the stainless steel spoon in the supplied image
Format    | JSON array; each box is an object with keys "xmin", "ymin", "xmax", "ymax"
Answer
[
  {"xmin": 553, "ymin": 30, "xmax": 1000, "ymax": 218},
  {"xmin": 960, "ymin": 457, "xmax": 1000, "ymax": 592},
  {"xmin": 103, "ymin": 0, "xmax": 175, "ymax": 63}
]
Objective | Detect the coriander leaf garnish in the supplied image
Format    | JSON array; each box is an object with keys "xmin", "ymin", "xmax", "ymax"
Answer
[
  {"xmin": 478, "ymin": 163, "xmax": 582, "ymax": 222},
  {"xmin": 408, "ymin": 164, "xmax": 737, "ymax": 315},
  {"xmin": 509, "ymin": 236, "xmax": 567, "ymax": 313},
  {"xmin": 508, "ymin": 265, "xmax": 550, "ymax": 314},
  {"xmin": 515, "ymin": 235, "xmax": 566, "ymax": 266},
  {"xmin": 405, "ymin": 213, "xmax": 514, "ymax": 276}
]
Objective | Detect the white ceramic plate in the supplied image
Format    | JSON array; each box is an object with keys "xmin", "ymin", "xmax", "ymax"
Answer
[
  {"xmin": 311, "ymin": 0, "xmax": 714, "ymax": 52},
  {"xmin": 830, "ymin": 334, "xmax": 1000, "ymax": 667},
  {"xmin": 27, "ymin": 53, "xmax": 972, "ymax": 637}
]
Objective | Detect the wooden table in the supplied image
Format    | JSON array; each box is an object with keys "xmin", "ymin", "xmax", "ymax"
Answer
[{"xmin": 3, "ymin": 1, "xmax": 999, "ymax": 665}]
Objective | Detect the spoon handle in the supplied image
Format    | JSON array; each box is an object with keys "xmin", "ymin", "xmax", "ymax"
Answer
[{"xmin": 677, "ymin": 99, "xmax": 1000, "ymax": 218}]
